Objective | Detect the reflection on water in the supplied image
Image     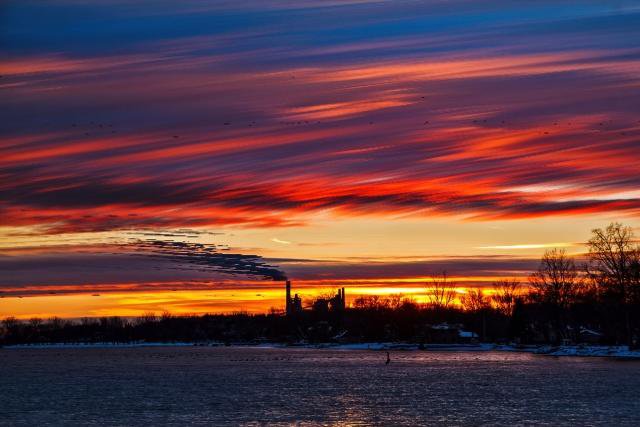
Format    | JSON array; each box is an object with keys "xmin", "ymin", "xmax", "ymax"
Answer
[{"xmin": 1, "ymin": 347, "xmax": 640, "ymax": 426}]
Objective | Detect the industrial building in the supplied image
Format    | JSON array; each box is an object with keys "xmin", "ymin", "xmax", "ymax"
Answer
[{"xmin": 285, "ymin": 280, "xmax": 345, "ymax": 316}]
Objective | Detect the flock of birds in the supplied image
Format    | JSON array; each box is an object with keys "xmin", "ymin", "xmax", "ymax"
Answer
[{"xmin": 60, "ymin": 113, "xmax": 639, "ymax": 142}]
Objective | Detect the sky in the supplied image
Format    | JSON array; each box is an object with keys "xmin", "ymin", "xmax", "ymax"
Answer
[{"xmin": 2, "ymin": 0, "xmax": 640, "ymax": 318}]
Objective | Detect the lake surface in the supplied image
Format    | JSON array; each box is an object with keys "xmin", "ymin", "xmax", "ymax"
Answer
[{"xmin": 2, "ymin": 347, "xmax": 640, "ymax": 426}]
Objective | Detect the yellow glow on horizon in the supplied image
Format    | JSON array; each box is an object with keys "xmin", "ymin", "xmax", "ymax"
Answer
[
  {"xmin": 0, "ymin": 279, "xmax": 524, "ymax": 319},
  {"xmin": 3, "ymin": 214, "xmax": 638, "ymax": 320}
]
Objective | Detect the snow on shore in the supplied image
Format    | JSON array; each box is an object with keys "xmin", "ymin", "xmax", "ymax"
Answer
[
  {"xmin": 532, "ymin": 345, "xmax": 640, "ymax": 358},
  {"xmin": 303, "ymin": 343, "xmax": 640, "ymax": 358}
]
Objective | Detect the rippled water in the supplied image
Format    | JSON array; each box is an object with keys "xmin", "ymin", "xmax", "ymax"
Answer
[{"xmin": 2, "ymin": 347, "xmax": 640, "ymax": 426}]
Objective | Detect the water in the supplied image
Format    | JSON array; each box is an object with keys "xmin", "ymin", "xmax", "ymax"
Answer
[{"xmin": 2, "ymin": 347, "xmax": 640, "ymax": 426}]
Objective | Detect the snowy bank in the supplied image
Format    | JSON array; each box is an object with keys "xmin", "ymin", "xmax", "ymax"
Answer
[{"xmin": 533, "ymin": 345, "xmax": 640, "ymax": 359}]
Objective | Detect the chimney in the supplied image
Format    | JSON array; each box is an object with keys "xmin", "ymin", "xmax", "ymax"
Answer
[
  {"xmin": 341, "ymin": 287, "xmax": 346, "ymax": 309},
  {"xmin": 285, "ymin": 280, "xmax": 291, "ymax": 315}
]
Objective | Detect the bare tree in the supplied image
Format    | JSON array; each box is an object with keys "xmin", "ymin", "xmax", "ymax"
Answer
[
  {"xmin": 353, "ymin": 295, "xmax": 383, "ymax": 310},
  {"xmin": 29, "ymin": 317, "xmax": 43, "ymax": 328},
  {"xmin": 459, "ymin": 288, "xmax": 491, "ymax": 341},
  {"xmin": 268, "ymin": 307, "xmax": 283, "ymax": 316},
  {"xmin": 352, "ymin": 294, "xmax": 409, "ymax": 310},
  {"xmin": 460, "ymin": 289, "xmax": 490, "ymax": 312},
  {"xmin": 136, "ymin": 312, "xmax": 158, "ymax": 325},
  {"xmin": 587, "ymin": 222, "xmax": 640, "ymax": 346},
  {"xmin": 1, "ymin": 317, "xmax": 19, "ymax": 341},
  {"xmin": 492, "ymin": 279, "xmax": 521, "ymax": 316},
  {"xmin": 587, "ymin": 222, "xmax": 639, "ymax": 300},
  {"xmin": 427, "ymin": 271, "xmax": 457, "ymax": 310},
  {"xmin": 529, "ymin": 249, "xmax": 582, "ymax": 341},
  {"xmin": 386, "ymin": 293, "xmax": 404, "ymax": 310},
  {"xmin": 529, "ymin": 249, "xmax": 581, "ymax": 308}
]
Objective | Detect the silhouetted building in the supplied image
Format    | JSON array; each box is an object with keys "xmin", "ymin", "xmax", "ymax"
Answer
[
  {"xmin": 285, "ymin": 280, "xmax": 302, "ymax": 316},
  {"xmin": 286, "ymin": 280, "xmax": 291, "ymax": 313},
  {"xmin": 286, "ymin": 281, "xmax": 345, "ymax": 316},
  {"xmin": 579, "ymin": 327, "xmax": 603, "ymax": 344},
  {"xmin": 426, "ymin": 323, "xmax": 476, "ymax": 343},
  {"xmin": 313, "ymin": 298, "xmax": 329, "ymax": 313},
  {"xmin": 329, "ymin": 288, "xmax": 346, "ymax": 312}
]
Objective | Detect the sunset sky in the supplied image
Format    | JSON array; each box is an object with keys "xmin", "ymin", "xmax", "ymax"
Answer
[{"xmin": 2, "ymin": 0, "xmax": 640, "ymax": 318}]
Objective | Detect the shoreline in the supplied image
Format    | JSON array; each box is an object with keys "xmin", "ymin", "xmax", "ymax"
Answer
[{"xmin": 3, "ymin": 341, "xmax": 640, "ymax": 359}]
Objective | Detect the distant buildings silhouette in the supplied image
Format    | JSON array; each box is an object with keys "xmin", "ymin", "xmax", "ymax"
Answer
[
  {"xmin": 285, "ymin": 280, "xmax": 302, "ymax": 315},
  {"xmin": 285, "ymin": 280, "xmax": 345, "ymax": 316}
]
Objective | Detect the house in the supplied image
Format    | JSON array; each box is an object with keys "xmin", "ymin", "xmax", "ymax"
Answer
[
  {"xmin": 458, "ymin": 329, "xmax": 479, "ymax": 343},
  {"xmin": 579, "ymin": 327, "xmax": 603, "ymax": 344},
  {"xmin": 427, "ymin": 323, "xmax": 460, "ymax": 343}
]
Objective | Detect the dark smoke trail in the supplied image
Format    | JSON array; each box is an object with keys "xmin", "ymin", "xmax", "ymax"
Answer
[{"xmin": 129, "ymin": 239, "xmax": 287, "ymax": 281}]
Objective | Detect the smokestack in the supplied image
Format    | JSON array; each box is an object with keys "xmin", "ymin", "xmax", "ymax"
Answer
[
  {"xmin": 342, "ymin": 287, "xmax": 346, "ymax": 310},
  {"xmin": 285, "ymin": 280, "xmax": 291, "ymax": 315}
]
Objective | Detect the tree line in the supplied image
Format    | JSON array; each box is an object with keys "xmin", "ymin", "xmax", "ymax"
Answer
[
  {"xmin": 1, "ymin": 222, "xmax": 639, "ymax": 347},
  {"xmin": 415, "ymin": 222, "xmax": 639, "ymax": 347}
]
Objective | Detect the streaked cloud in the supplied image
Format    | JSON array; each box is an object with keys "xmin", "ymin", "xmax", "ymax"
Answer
[
  {"xmin": 271, "ymin": 238, "xmax": 292, "ymax": 245},
  {"xmin": 476, "ymin": 243, "xmax": 576, "ymax": 250},
  {"xmin": 2, "ymin": 0, "xmax": 640, "ymax": 314}
]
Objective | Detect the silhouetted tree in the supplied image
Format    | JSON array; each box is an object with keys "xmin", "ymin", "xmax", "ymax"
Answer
[
  {"xmin": 508, "ymin": 297, "xmax": 528, "ymax": 342},
  {"xmin": 529, "ymin": 249, "xmax": 582, "ymax": 342},
  {"xmin": 492, "ymin": 279, "xmax": 521, "ymax": 317},
  {"xmin": 460, "ymin": 289, "xmax": 489, "ymax": 312},
  {"xmin": 3, "ymin": 225, "xmax": 640, "ymax": 348},
  {"xmin": 587, "ymin": 222, "xmax": 640, "ymax": 346},
  {"xmin": 460, "ymin": 289, "xmax": 491, "ymax": 341},
  {"xmin": 427, "ymin": 271, "xmax": 456, "ymax": 311}
]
